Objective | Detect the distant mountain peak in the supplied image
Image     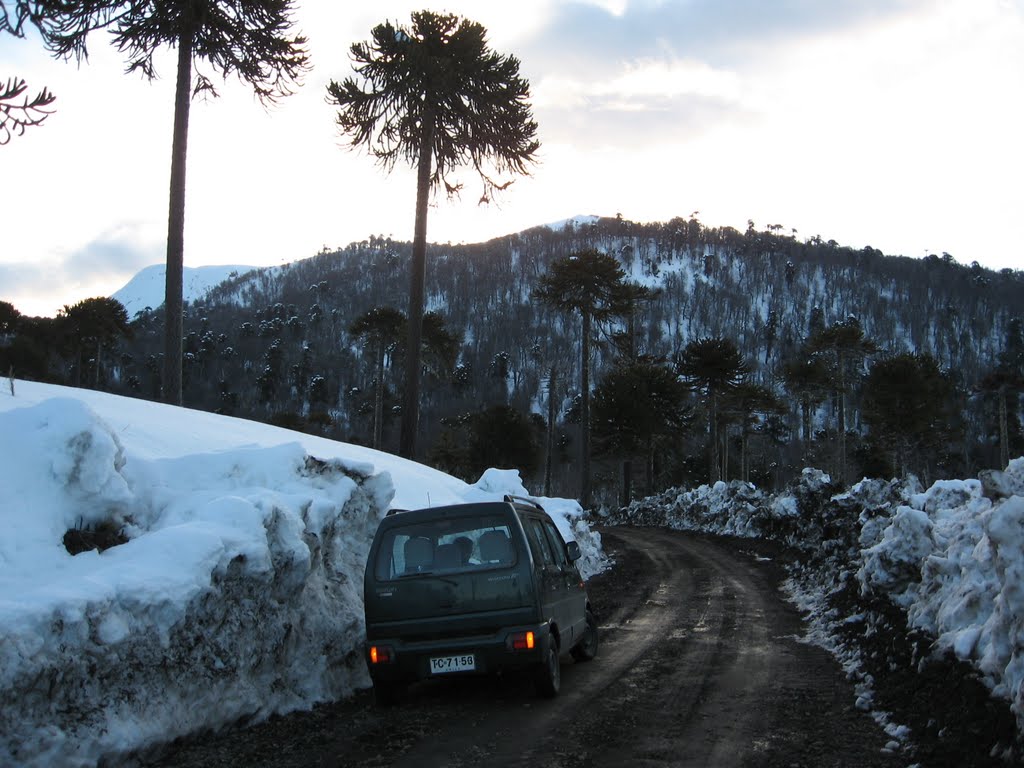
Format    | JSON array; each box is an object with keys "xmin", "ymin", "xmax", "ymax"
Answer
[
  {"xmin": 544, "ymin": 215, "xmax": 602, "ymax": 231},
  {"xmin": 111, "ymin": 264, "xmax": 255, "ymax": 318}
]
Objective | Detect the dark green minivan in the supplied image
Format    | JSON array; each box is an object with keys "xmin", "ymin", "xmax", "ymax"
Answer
[{"xmin": 363, "ymin": 495, "xmax": 598, "ymax": 703}]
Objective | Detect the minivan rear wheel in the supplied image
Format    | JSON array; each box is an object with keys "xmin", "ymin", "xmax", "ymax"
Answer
[
  {"xmin": 571, "ymin": 609, "xmax": 599, "ymax": 662},
  {"xmin": 534, "ymin": 642, "xmax": 561, "ymax": 698}
]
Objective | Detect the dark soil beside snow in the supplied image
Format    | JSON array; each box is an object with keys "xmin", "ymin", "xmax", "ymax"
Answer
[{"xmin": 825, "ymin": 576, "xmax": 1020, "ymax": 767}]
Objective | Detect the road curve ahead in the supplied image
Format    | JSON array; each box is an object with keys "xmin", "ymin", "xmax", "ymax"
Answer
[{"xmin": 154, "ymin": 527, "xmax": 900, "ymax": 768}]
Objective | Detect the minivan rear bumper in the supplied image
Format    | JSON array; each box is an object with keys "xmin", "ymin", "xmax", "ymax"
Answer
[{"xmin": 365, "ymin": 621, "xmax": 553, "ymax": 684}]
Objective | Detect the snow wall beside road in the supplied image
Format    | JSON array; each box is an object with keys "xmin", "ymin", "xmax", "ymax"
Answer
[{"xmin": 611, "ymin": 459, "xmax": 1024, "ymax": 733}]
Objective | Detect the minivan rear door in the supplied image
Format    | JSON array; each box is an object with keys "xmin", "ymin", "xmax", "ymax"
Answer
[{"xmin": 366, "ymin": 512, "xmax": 535, "ymax": 635}]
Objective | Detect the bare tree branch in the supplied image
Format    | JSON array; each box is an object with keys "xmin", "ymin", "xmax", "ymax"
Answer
[{"xmin": 0, "ymin": 76, "xmax": 55, "ymax": 144}]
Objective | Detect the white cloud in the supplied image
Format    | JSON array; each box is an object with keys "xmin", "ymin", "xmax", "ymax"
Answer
[
  {"xmin": 1, "ymin": 221, "xmax": 164, "ymax": 317},
  {"xmin": 534, "ymin": 56, "xmax": 741, "ymax": 111},
  {"xmin": 576, "ymin": 0, "xmax": 631, "ymax": 16},
  {"xmin": 600, "ymin": 57, "xmax": 742, "ymax": 102},
  {"xmin": 715, "ymin": 0, "xmax": 1024, "ymax": 259},
  {"xmin": 528, "ymin": 0, "xmax": 1024, "ymax": 264}
]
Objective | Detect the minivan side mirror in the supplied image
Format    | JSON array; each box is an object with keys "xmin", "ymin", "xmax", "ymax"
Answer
[{"xmin": 565, "ymin": 540, "xmax": 582, "ymax": 562}]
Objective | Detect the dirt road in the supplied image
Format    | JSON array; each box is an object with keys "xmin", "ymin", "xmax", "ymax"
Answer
[{"xmin": 152, "ymin": 527, "xmax": 900, "ymax": 767}]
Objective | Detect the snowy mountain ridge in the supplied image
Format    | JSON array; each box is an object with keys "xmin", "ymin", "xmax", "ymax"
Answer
[
  {"xmin": 112, "ymin": 263, "xmax": 257, "ymax": 318},
  {"xmin": 108, "ymin": 215, "xmax": 603, "ymax": 317}
]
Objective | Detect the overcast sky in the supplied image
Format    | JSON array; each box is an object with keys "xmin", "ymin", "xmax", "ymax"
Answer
[{"xmin": 2, "ymin": 0, "xmax": 1021, "ymax": 317}]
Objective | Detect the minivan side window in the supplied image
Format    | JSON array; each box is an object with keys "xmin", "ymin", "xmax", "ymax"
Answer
[
  {"xmin": 541, "ymin": 520, "xmax": 568, "ymax": 567},
  {"xmin": 524, "ymin": 518, "xmax": 555, "ymax": 567}
]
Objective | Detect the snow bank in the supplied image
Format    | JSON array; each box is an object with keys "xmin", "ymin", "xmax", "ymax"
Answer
[
  {"xmin": 0, "ymin": 398, "xmax": 388, "ymax": 767},
  {"xmin": 856, "ymin": 460, "xmax": 1024, "ymax": 725},
  {"xmin": 0, "ymin": 382, "xmax": 606, "ymax": 766},
  {"xmin": 612, "ymin": 467, "xmax": 835, "ymax": 548}
]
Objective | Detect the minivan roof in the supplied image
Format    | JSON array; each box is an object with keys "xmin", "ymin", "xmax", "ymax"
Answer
[
  {"xmin": 381, "ymin": 496, "xmax": 546, "ymax": 524},
  {"xmin": 381, "ymin": 500, "xmax": 512, "ymax": 524}
]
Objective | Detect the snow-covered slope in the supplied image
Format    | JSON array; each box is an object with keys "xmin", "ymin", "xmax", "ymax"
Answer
[
  {"xmin": 107, "ymin": 215, "xmax": 608, "ymax": 317},
  {"xmin": 111, "ymin": 264, "xmax": 256, "ymax": 318},
  {"xmin": 0, "ymin": 381, "xmax": 606, "ymax": 766}
]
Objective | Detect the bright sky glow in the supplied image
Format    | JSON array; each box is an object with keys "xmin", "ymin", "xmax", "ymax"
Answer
[{"xmin": 1, "ymin": 0, "xmax": 1021, "ymax": 317}]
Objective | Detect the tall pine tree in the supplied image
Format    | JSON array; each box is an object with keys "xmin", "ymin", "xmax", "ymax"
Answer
[
  {"xmin": 328, "ymin": 11, "xmax": 538, "ymax": 459},
  {"xmin": 40, "ymin": 0, "xmax": 308, "ymax": 405},
  {"xmin": 535, "ymin": 250, "xmax": 634, "ymax": 506}
]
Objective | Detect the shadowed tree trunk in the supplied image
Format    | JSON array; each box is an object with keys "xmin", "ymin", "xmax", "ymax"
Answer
[
  {"xmin": 162, "ymin": 24, "xmax": 193, "ymax": 405},
  {"xmin": 998, "ymin": 385, "xmax": 1009, "ymax": 470},
  {"xmin": 545, "ymin": 365, "xmax": 556, "ymax": 497},
  {"xmin": 373, "ymin": 335, "xmax": 386, "ymax": 450},
  {"xmin": 580, "ymin": 308, "xmax": 592, "ymax": 506},
  {"xmin": 399, "ymin": 113, "xmax": 435, "ymax": 459}
]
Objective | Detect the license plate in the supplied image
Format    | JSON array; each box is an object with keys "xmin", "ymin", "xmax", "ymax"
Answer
[{"xmin": 429, "ymin": 654, "xmax": 476, "ymax": 674}]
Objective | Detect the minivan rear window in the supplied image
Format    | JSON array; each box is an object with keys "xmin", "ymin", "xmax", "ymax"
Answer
[{"xmin": 373, "ymin": 515, "xmax": 517, "ymax": 581}]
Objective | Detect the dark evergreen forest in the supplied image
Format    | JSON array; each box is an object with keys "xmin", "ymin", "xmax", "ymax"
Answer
[{"xmin": 3, "ymin": 215, "xmax": 1022, "ymax": 508}]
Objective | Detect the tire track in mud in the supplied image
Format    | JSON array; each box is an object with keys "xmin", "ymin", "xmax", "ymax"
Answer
[
  {"xmin": 546, "ymin": 528, "xmax": 766, "ymax": 768},
  {"xmin": 382, "ymin": 527, "xmax": 697, "ymax": 768}
]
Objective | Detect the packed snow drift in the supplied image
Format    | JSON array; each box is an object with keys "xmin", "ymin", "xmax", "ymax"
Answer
[{"xmin": 0, "ymin": 381, "xmax": 606, "ymax": 767}]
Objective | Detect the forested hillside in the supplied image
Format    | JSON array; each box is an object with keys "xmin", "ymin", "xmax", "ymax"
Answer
[{"xmin": 3, "ymin": 215, "xmax": 1022, "ymax": 507}]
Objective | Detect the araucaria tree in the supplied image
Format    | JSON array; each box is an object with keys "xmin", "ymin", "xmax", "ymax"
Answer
[
  {"xmin": 40, "ymin": 0, "xmax": 308, "ymax": 405},
  {"xmin": 349, "ymin": 306, "xmax": 406, "ymax": 451},
  {"xmin": 676, "ymin": 337, "xmax": 750, "ymax": 484},
  {"xmin": 862, "ymin": 352, "xmax": 954, "ymax": 480},
  {"xmin": 806, "ymin": 317, "xmax": 877, "ymax": 483},
  {"xmin": 781, "ymin": 355, "xmax": 829, "ymax": 446},
  {"xmin": 59, "ymin": 297, "xmax": 132, "ymax": 388},
  {"xmin": 535, "ymin": 250, "xmax": 634, "ymax": 507},
  {"xmin": 978, "ymin": 317, "xmax": 1024, "ymax": 469},
  {"xmin": 327, "ymin": 11, "xmax": 539, "ymax": 460},
  {"xmin": 592, "ymin": 357, "xmax": 687, "ymax": 502}
]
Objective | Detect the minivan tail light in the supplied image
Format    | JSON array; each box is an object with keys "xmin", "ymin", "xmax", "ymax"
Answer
[
  {"xmin": 509, "ymin": 631, "xmax": 535, "ymax": 651},
  {"xmin": 369, "ymin": 645, "xmax": 395, "ymax": 664}
]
